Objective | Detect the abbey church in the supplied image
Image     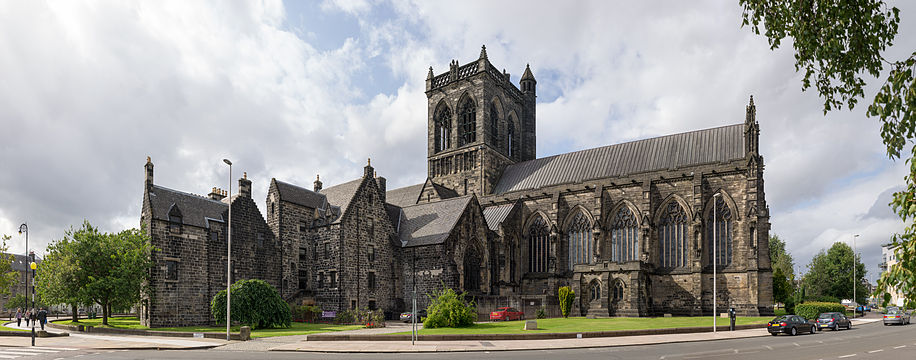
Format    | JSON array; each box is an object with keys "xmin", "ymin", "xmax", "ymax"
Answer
[{"xmin": 139, "ymin": 47, "xmax": 773, "ymax": 327}]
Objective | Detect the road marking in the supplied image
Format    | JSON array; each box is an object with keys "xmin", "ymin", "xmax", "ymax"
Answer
[
  {"xmin": 0, "ymin": 355, "xmax": 19, "ymax": 359},
  {"xmin": 764, "ymin": 345, "xmax": 773, "ymax": 350},
  {"xmin": 30, "ymin": 347, "xmax": 77, "ymax": 351},
  {"xmin": 868, "ymin": 349, "xmax": 884, "ymax": 353},
  {"xmin": 838, "ymin": 355, "xmax": 856, "ymax": 358},
  {"xmin": 0, "ymin": 349, "xmax": 61, "ymax": 353},
  {"xmin": 894, "ymin": 345, "xmax": 906, "ymax": 349}
]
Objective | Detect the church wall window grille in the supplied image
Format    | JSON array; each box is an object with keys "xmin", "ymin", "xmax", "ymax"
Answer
[
  {"xmin": 527, "ymin": 217, "xmax": 549, "ymax": 273},
  {"xmin": 707, "ymin": 196, "xmax": 733, "ymax": 267},
  {"xmin": 458, "ymin": 97, "xmax": 476, "ymax": 146},
  {"xmin": 567, "ymin": 212, "xmax": 593, "ymax": 270},
  {"xmin": 610, "ymin": 207, "xmax": 639, "ymax": 262},
  {"xmin": 659, "ymin": 201, "xmax": 688, "ymax": 268},
  {"xmin": 165, "ymin": 260, "xmax": 178, "ymax": 281},
  {"xmin": 434, "ymin": 106, "xmax": 452, "ymax": 152}
]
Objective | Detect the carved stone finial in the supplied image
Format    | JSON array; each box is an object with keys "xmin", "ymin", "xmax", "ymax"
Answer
[
  {"xmin": 368, "ymin": 158, "xmax": 371, "ymax": 166},
  {"xmin": 427, "ymin": 66, "xmax": 434, "ymax": 80},
  {"xmin": 479, "ymin": 45, "xmax": 488, "ymax": 59},
  {"xmin": 243, "ymin": 172, "xmax": 247, "ymax": 179},
  {"xmin": 316, "ymin": 174, "xmax": 320, "ymax": 181},
  {"xmin": 146, "ymin": 156, "xmax": 151, "ymax": 163}
]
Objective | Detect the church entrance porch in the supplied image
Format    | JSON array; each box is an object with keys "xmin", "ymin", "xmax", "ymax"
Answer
[{"xmin": 573, "ymin": 261, "xmax": 650, "ymax": 317}]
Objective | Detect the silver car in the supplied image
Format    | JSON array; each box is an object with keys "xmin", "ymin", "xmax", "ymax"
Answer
[{"xmin": 883, "ymin": 310, "xmax": 910, "ymax": 325}]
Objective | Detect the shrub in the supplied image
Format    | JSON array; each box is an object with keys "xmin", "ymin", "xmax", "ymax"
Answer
[
  {"xmin": 794, "ymin": 301, "xmax": 845, "ymax": 320},
  {"xmin": 423, "ymin": 287, "xmax": 476, "ymax": 328},
  {"xmin": 291, "ymin": 305, "xmax": 322, "ymax": 322},
  {"xmin": 784, "ymin": 298, "xmax": 796, "ymax": 315},
  {"xmin": 211, "ymin": 279, "xmax": 291, "ymax": 329},
  {"xmin": 558, "ymin": 286, "xmax": 575, "ymax": 318},
  {"xmin": 536, "ymin": 307, "xmax": 547, "ymax": 319},
  {"xmin": 334, "ymin": 310, "xmax": 355, "ymax": 324}
]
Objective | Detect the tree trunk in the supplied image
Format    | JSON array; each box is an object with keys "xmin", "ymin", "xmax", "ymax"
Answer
[
  {"xmin": 101, "ymin": 300, "xmax": 109, "ymax": 325},
  {"xmin": 71, "ymin": 304, "xmax": 77, "ymax": 322}
]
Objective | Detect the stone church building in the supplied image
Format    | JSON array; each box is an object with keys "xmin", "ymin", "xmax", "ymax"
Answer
[{"xmin": 139, "ymin": 47, "xmax": 773, "ymax": 327}]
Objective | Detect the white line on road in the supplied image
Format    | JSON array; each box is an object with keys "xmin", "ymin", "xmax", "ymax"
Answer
[
  {"xmin": 868, "ymin": 349, "xmax": 884, "ymax": 353},
  {"xmin": 764, "ymin": 345, "xmax": 773, "ymax": 350},
  {"xmin": 794, "ymin": 342, "xmax": 800, "ymax": 347},
  {"xmin": 894, "ymin": 345, "xmax": 906, "ymax": 349},
  {"xmin": 838, "ymin": 354, "xmax": 856, "ymax": 358},
  {"xmin": 0, "ymin": 355, "xmax": 19, "ymax": 359}
]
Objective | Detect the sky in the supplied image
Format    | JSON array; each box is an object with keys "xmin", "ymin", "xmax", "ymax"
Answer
[{"xmin": 0, "ymin": 0, "xmax": 912, "ymax": 283}]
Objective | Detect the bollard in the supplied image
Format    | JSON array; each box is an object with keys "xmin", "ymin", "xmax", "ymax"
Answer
[
  {"xmin": 239, "ymin": 326, "xmax": 251, "ymax": 341},
  {"xmin": 728, "ymin": 307, "xmax": 736, "ymax": 331},
  {"xmin": 524, "ymin": 320, "xmax": 538, "ymax": 331}
]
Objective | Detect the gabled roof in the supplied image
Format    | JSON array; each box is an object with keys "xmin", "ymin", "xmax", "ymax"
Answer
[
  {"xmin": 148, "ymin": 185, "xmax": 227, "ymax": 229},
  {"xmin": 386, "ymin": 183, "xmax": 424, "ymax": 207},
  {"xmin": 273, "ymin": 179, "xmax": 327, "ymax": 209},
  {"xmin": 320, "ymin": 178, "xmax": 364, "ymax": 224},
  {"xmin": 5, "ymin": 253, "xmax": 41, "ymax": 272},
  {"xmin": 494, "ymin": 124, "xmax": 746, "ymax": 194},
  {"xmin": 398, "ymin": 196, "xmax": 473, "ymax": 247},
  {"xmin": 482, "ymin": 202, "xmax": 517, "ymax": 231}
]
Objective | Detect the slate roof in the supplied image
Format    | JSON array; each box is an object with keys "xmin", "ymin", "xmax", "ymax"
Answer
[
  {"xmin": 320, "ymin": 178, "xmax": 364, "ymax": 224},
  {"xmin": 494, "ymin": 124, "xmax": 746, "ymax": 194},
  {"xmin": 274, "ymin": 179, "xmax": 327, "ymax": 209},
  {"xmin": 384, "ymin": 203, "xmax": 403, "ymax": 234},
  {"xmin": 6, "ymin": 253, "xmax": 41, "ymax": 272},
  {"xmin": 386, "ymin": 183, "xmax": 424, "ymax": 207},
  {"xmin": 482, "ymin": 202, "xmax": 517, "ymax": 231},
  {"xmin": 148, "ymin": 185, "xmax": 227, "ymax": 228},
  {"xmin": 398, "ymin": 196, "xmax": 472, "ymax": 247}
]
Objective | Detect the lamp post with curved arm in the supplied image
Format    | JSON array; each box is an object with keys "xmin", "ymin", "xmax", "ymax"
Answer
[
  {"xmin": 18, "ymin": 223, "xmax": 35, "ymax": 346},
  {"xmin": 223, "ymin": 158, "xmax": 232, "ymax": 341}
]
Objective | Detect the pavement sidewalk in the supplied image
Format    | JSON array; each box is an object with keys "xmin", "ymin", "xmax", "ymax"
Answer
[{"xmin": 2, "ymin": 320, "xmax": 227, "ymax": 350}]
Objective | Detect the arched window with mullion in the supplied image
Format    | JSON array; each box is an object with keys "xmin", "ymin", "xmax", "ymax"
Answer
[
  {"xmin": 567, "ymin": 212, "xmax": 592, "ymax": 270},
  {"xmin": 527, "ymin": 216, "xmax": 549, "ymax": 273},
  {"xmin": 434, "ymin": 106, "xmax": 452, "ymax": 152},
  {"xmin": 458, "ymin": 97, "xmax": 476, "ymax": 146},
  {"xmin": 489, "ymin": 103, "xmax": 499, "ymax": 146},
  {"xmin": 610, "ymin": 207, "xmax": 639, "ymax": 262},
  {"xmin": 707, "ymin": 196, "xmax": 733, "ymax": 267},
  {"xmin": 659, "ymin": 201, "xmax": 688, "ymax": 268}
]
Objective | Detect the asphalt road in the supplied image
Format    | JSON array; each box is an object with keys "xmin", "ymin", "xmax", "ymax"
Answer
[{"xmin": 14, "ymin": 318, "xmax": 916, "ymax": 360}]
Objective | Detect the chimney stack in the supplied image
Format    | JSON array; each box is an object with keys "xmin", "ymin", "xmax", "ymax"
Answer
[
  {"xmin": 375, "ymin": 172, "xmax": 386, "ymax": 204},
  {"xmin": 314, "ymin": 174, "xmax": 323, "ymax": 192},
  {"xmin": 239, "ymin": 172, "xmax": 252, "ymax": 198},
  {"xmin": 364, "ymin": 158, "xmax": 374, "ymax": 178},
  {"xmin": 144, "ymin": 156, "xmax": 154, "ymax": 190},
  {"xmin": 209, "ymin": 187, "xmax": 227, "ymax": 201}
]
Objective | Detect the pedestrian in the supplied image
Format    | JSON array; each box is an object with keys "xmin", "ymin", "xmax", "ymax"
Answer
[
  {"xmin": 15, "ymin": 308, "xmax": 21, "ymax": 327},
  {"xmin": 24, "ymin": 309, "xmax": 30, "ymax": 326},
  {"xmin": 37, "ymin": 308, "xmax": 47, "ymax": 330}
]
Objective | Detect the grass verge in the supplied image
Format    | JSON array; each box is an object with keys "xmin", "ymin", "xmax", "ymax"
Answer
[
  {"xmin": 393, "ymin": 316, "xmax": 773, "ymax": 335},
  {"xmin": 52, "ymin": 317, "xmax": 362, "ymax": 338},
  {"xmin": 0, "ymin": 325, "xmax": 28, "ymax": 332}
]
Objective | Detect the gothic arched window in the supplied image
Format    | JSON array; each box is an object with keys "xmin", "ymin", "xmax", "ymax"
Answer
[
  {"xmin": 458, "ymin": 97, "xmax": 476, "ymax": 146},
  {"xmin": 434, "ymin": 106, "xmax": 452, "ymax": 152},
  {"xmin": 528, "ymin": 216, "xmax": 549, "ymax": 273},
  {"xmin": 507, "ymin": 118, "xmax": 516, "ymax": 158},
  {"xmin": 707, "ymin": 196, "xmax": 733, "ymax": 267},
  {"xmin": 463, "ymin": 245, "xmax": 481, "ymax": 292},
  {"xmin": 489, "ymin": 103, "xmax": 499, "ymax": 145},
  {"xmin": 589, "ymin": 281, "xmax": 601, "ymax": 302},
  {"xmin": 612, "ymin": 280, "xmax": 625, "ymax": 302},
  {"xmin": 567, "ymin": 212, "xmax": 593, "ymax": 270},
  {"xmin": 610, "ymin": 207, "xmax": 639, "ymax": 262},
  {"xmin": 659, "ymin": 201, "xmax": 688, "ymax": 268}
]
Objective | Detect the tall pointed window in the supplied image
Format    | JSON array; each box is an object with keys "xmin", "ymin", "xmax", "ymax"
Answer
[
  {"xmin": 610, "ymin": 207, "xmax": 639, "ymax": 262},
  {"xmin": 463, "ymin": 245, "xmax": 481, "ymax": 292},
  {"xmin": 707, "ymin": 196, "xmax": 733, "ymax": 267},
  {"xmin": 659, "ymin": 201, "xmax": 688, "ymax": 268},
  {"xmin": 434, "ymin": 106, "xmax": 452, "ymax": 152},
  {"xmin": 567, "ymin": 212, "xmax": 593, "ymax": 270},
  {"xmin": 528, "ymin": 216, "xmax": 549, "ymax": 273},
  {"xmin": 458, "ymin": 97, "xmax": 476, "ymax": 146},
  {"xmin": 507, "ymin": 121, "xmax": 516, "ymax": 158},
  {"xmin": 489, "ymin": 103, "xmax": 499, "ymax": 145}
]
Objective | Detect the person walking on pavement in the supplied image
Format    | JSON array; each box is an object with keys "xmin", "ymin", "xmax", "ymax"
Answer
[
  {"xmin": 24, "ymin": 309, "xmax": 30, "ymax": 327},
  {"xmin": 15, "ymin": 308, "xmax": 21, "ymax": 327},
  {"xmin": 37, "ymin": 308, "xmax": 47, "ymax": 330}
]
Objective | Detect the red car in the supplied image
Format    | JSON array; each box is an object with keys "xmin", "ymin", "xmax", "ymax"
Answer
[{"xmin": 490, "ymin": 307, "xmax": 524, "ymax": 321}]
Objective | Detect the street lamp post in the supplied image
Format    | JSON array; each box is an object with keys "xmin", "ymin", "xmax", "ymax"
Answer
[
  {"xmin": 853, "ymin": 234, "xmax": 859, "ymax": 315},
  {"xmin": 223, "ymin": 158, "xmax": 232, "ymax": 341},
  {"xmin": 18, "ymin": 223, "xmax": 34, "ymax": 346},
  {"xmin": 712, "ymin": 193, "xmax": 720, "ymax": 333}
]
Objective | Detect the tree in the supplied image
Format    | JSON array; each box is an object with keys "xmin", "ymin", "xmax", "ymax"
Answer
[
  {"xmin": 211, "ymin": 279, "xmax": 291, "ymax": 329},
  {"xmin": 36, "ymin": 228, "xmax": 90, "ymax": 322},
  {"xmin": 421, "ymin": 287, "xmax": 476, "ymax": 328},
  {"xmin": 739, "ymin": 0, "xmax": 916, "ymax": 308},
  {"xmin": 769, "ymin": 235, "xmax": 796, "ymax": 305},
  {"xmin": 0, "ymin": 236, "xmax": 20, "ymax": 300},
  {"xmin": 558, "ymin": 286, "xmax": 575, "ymax": 318},
  {"xmin": 802, "ymin": 242, "xmax": 867, "ymax": 304}
]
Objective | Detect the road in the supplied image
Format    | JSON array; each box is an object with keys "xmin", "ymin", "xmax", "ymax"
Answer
[{"xmin": 4, "ymin": 317, "xmax": 914, "ymax": 359}]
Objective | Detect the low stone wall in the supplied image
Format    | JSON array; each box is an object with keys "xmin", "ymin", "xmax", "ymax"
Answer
[
  {"xmin": 306, "ymin": 323, "xmax": 766, "ymax": 341},
  {"xmin": 47, "ymin": 322, "xmax": 247, "ymax": 340},
  {"xmin": 0, "ymin": 330, "xmax": 68, "ymax": 337}
]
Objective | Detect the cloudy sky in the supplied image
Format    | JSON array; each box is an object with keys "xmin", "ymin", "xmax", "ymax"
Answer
[{"xmin": 1, "ymin": 0, "xmax": 912, "ymax": 282}]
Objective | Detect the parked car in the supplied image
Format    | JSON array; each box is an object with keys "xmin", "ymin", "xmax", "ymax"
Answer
[
  {"xmin": 883, "ymin": 309, "xmax": 910, "ymax": 325},
  {"xmin": 399, "ymin": 309, "xmax": 427, "ymax": 323},
  {"xmin": 489, "ymin": 307, "xmax": 524, "ymax": 321},
  {"xmin": 816, "ymin": 312, "xmax": 851, "ymax": 331},
  {"xmin": 768, "ymin": 315, "xmax": 816, "ymax": 336}
]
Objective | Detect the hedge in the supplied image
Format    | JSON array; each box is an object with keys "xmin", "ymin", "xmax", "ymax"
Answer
[{"xmin": 794, "ymin": 302, "xmax": 846, "ymax": 320}]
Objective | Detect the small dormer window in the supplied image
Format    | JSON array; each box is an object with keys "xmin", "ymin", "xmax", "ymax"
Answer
[{"xmin": 168, "ymin": 205, "xmax": 182, "ymax": 234}]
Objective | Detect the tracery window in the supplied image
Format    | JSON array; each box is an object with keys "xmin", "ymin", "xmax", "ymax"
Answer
[
  {"xmin": 458, "ymin": 97, "xmax": 476, "ymax": 146},
  {"xmin": 659, "ymin": 201, "xmax": 688, "ymax": 268},
  {"xmin": 707, "ymin": 196, "xmax": 733, "ymax": 267},
  {"xmin": 507, "ymin": 121, "xmax": 516, "ymax": 158},
  {"xmin": 613, "ymin": 281, "xmax": 625, "ymax": 302},
  {"xmin": 527, "ymin": 217, "xmax": 549, "ymax": 273},
  {"xmin": 567, "ymin": 212, "xmax": 593, "ymax": 270},
  {"xmin": 489, "ymin": 103, "xmax": 499, "ymax": 145},
  {"xmin": 434, "ymin": 106, "xmax": 451, "ymax": 152},
  {"xmin": 610, "ymin": 207, "xmax": 639, "ymax": 262},
  {"xmin": 589, "ymin": 281, "xmax": 601, "ymax": 302}
]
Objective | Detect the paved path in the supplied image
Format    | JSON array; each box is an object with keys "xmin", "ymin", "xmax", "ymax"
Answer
[{"xmin": 2, "ymin": 320, "xmax": 227, "ymax": 350}]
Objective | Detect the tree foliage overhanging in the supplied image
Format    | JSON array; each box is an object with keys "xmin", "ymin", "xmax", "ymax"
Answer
[
  {"xmin": 802, "ymin": 242, "xmax": 868, "ymax": 304},
  {"xmin": 740, "ymin": 0, "xmax": 916, "ymax": 307}
]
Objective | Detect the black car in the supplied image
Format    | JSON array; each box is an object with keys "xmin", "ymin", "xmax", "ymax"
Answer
[
  {"xmin": 816, "ymin": 312, "xmax": 851, "ymax": 331},
  {"xmin": 768, "ymin": 315, "xmax": 816, "ymax": 336}
]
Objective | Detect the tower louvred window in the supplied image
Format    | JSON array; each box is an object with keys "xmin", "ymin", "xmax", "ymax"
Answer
[
  {"xmin": 435, "ymin": 106, "xmax": 452, "ymax": 152},
  {"xmin": 458, "ymin": 97, "xmax": 476, "ymax": 146}
]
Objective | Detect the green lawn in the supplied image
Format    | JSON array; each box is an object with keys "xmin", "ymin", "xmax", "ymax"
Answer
[
  {"xmin": 394, "ymin": 316, "xmax": 773, "ymax": 335},
  {"xmin": 52, "ymin": 317, "xmax": 362, "ymax": 338},
  {"xmin": 0, "ymin": 325, "xmax": 28, "ymax": 332}
]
